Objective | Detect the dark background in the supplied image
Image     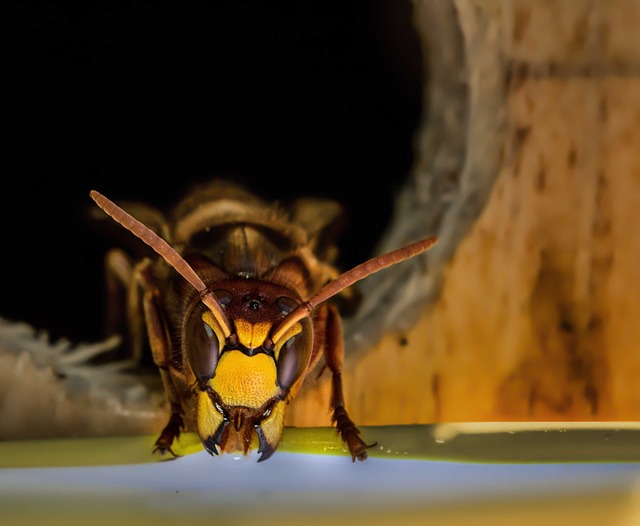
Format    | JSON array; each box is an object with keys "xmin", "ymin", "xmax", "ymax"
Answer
[{"xmin": 2, "ymin": 0, "xmax": 423, "ymax": 343}]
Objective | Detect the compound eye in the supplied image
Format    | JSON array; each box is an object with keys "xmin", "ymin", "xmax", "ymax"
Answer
[
  {"xmin": 277, "ymin": 337, "xmax": 300, "ymax": 391},
  {"xmin": 214, "ymin": 289, "xmax": 232, "ymax": 307},
  {"xmin": 193, "ymin": 324, "xmax": 220, "ymax": 383},
  {"xmin": 184, "ymin": 306, "xmax": 221, "ymax": 384},
  {"xmin": 276, "ymin": 296, "xmax": 297, "ymax": 316},
  {"xmin": 276, "ymin": 319, "xmax": 312, "ymax": 392}
]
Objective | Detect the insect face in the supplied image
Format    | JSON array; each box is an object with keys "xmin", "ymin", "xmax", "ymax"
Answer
[
  {"xmin": 90, "ymin": 182, "xmax": 437, "ymax": 462},
  {"xmin": 187, "ymin": 280, "xmax": 312, "ymax": 461}
]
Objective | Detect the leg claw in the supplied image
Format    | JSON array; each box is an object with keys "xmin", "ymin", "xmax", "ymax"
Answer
[
  {"xmin": 153, "ymin": 412, "xmax": 183, "ymax": 459},
  {"xmin": 333, "ymin": 406, "xmax": 375, "ymax": 462}
]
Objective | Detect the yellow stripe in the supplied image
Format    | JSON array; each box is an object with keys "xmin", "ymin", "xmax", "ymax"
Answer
[{"xmin": 235, "ymin": 319, "xmax": 272, "ymax": 349}]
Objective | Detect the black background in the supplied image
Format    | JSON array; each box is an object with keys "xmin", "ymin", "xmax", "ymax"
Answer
[{"xmin": 2, "ymin": 0, "xmax": 423, "ymax": 343}]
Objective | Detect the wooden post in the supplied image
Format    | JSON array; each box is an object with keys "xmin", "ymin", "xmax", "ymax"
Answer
[{"xmin": 289, "ymin": 0, "xmax": 640, "ymax": 426}]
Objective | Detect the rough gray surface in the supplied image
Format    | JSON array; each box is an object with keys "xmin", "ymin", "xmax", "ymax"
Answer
[
  {"xmin": 344, "ymin": 0, "xmax": 507, "ymax": 358},
  {"xmin": 0, "ymin": 317, "xmax": 163, "ymax": 439}
]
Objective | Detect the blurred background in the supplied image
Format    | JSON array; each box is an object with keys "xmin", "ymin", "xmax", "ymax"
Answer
[
  {"xmin": 4, "ymin": 4, "xmax": 640, "ymax": 524},
  {"xmin": 4, "ymin": 0, "xmax": 640, "ymax": 430},
  {"xmin": 1, "ymin": 0, "xmax": 423, "ymax": 343}
]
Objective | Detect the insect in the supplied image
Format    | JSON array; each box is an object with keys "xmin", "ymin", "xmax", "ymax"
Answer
[{"xmin": 90, "ymin": 179, "xmax": 437, "ymax": 462}]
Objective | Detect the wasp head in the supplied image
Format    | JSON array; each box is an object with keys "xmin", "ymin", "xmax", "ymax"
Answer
[{"xmin": 191, "ymin": 281, "xmax": 313, "ymax": 462}]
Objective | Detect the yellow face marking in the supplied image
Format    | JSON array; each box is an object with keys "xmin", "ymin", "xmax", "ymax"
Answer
[
  {"xmin": 201, "ymin": 310, "xmax": 227, "ymax": 349},
  {"xmin": 272, "ymin": 322, "xmax": 302, "ymax": 355},
  {"xmin": 234, "ymin": 319, "xmax": 272, "ymax": 349},
  {"xmin": 259, "ymin": 400, "xmax": 286, "ymax": 449},
  {"xmin": 196, "ymin": 390, "xmax": 224, "ymax": 442},
  {"xmin": 211, "ymin": 350, "xmax": 279, "ymax": 408}
]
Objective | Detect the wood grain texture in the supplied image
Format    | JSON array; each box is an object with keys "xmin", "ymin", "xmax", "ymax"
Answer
[{"xmin": 289, "ymin": 0, "xmax": 640, "ymax": 426}]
